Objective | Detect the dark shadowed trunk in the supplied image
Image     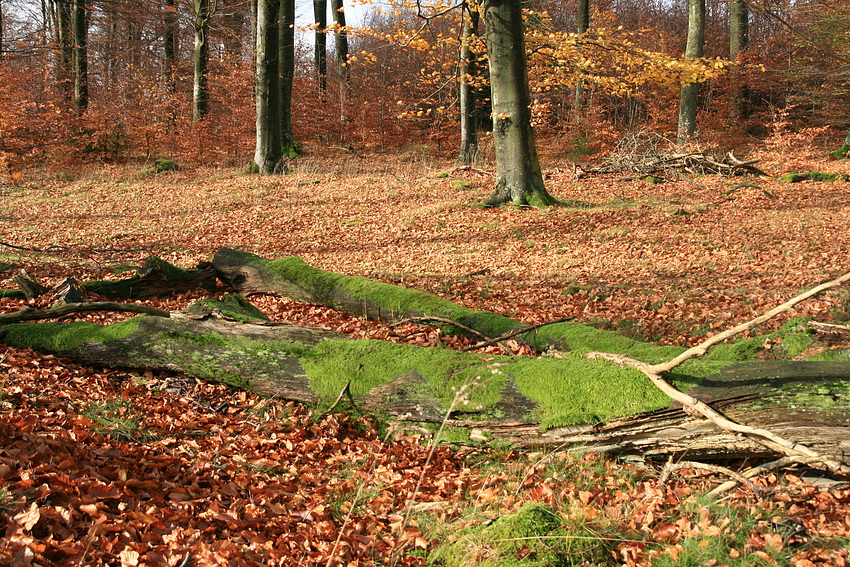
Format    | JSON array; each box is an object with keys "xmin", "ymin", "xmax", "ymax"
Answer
[
  {"xmin": 279, "ymin": 0, "xmax": 295, "ymax": 150},
  {"xmin": 573, "ymin": 0, "xmax": 589, "ymax": 122},
  {"xmin": 313, "ymin": 0, "xmax": 327, "ymax": 95},
  {"xmin": 71, "ymin": 0, "xmax": 88, "ymax": 113},
  {"xmin": 331, "ymin": 0, "xmax": 349, "ymax": 126},
  {"xmin": 481, "ymin": 0, "xmax": 556, "ymax": 207},
  {"xmin": 254, "ymin": 0, "xmax": 284, "ymax": 173}
]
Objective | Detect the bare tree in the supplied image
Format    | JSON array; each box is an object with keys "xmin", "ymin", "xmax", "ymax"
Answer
[{"xmin": 677, "ymin": 0, "xmax": 705, "ymax": 144}]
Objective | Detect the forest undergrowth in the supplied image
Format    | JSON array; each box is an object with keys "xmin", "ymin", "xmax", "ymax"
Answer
[{"xmin": 1, "ymin": 143, "xmax": 849, "ymax": 566}]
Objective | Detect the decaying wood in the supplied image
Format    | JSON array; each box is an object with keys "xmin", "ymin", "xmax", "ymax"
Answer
[
  {"xmin": 588, "ymin": 271, "xmax": 850, "ymax": 477},
  {"xmin": 13, "ymin": 269, "xmax": 49, "ymax": 299},
  {"xmin": 0, "ymin": 302, "xmax": 171, "ymax": 325}
]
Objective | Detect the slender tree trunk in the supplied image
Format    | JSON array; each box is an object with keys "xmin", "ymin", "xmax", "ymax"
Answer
[
  {"xmin": 164, "ymin": 0, "xmax": 178, "ymax": 94},
  {"xmin": 0, "ymin": 0, "xmax": 5, "ymax": 55},
  {"xmin": 458, "ymin": 4, "xmax": 480, "ymax": 163},
  {"xmin": 313, "ymin": 0, "xmax": 327, "ymax": 95},
  {"xmin": 52, "ymin": 0, "xmax": 73, "ymax": 101},
  {"xmin": 193, "ymin": 0, "xmax": 210, "ymax": 121},
  {"xmin": 279, "ymin": 0, "xmax": 295, "ymax": 150},
  {"xmin": 729, "ymin": 0, "xmax": 749, "ymax": 120},
  {"xmin": 330, "ymin": 0, "xmax": 349, "ymax": 126},
  {"xmin": 573, "ymin": 0, "xmax": 589, "ymax": 123},
  {"xmin": 254, "ymin": 0, "xmax": 284, "ymax": 174},
  {"xmin": 482, "ymin": 0, "xmax": 556, "ymax": 208},
  {"xmin": 677, "ymin": 0, "xmax": 705, "ymax": 144},
  {"xmin": 71, "ymin": 0, "xmax": 88, "ymax": 113}
]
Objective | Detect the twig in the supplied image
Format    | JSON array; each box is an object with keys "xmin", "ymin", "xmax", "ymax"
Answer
[
  {"xmin": 461, "ymin": 317, "xmax": 574, "ymax": 352},
  {"xmin": 706, "ymin": 454, "xmax": 847, "ymax": 498},
  {"xmin": 394, "ymin": 316, "xmax": 489, "ymax": 340},
  {"xmin": 0, "ymin": 302, "xmax": 171, "ymax": 324},
  {"xmin": 660, "ymin": 460, "xmax": 762, "ymax": 494},
  {"xmin": 322, "ymin": 380, "xmax": 361, "ymax": 416},
  {"xmin": 650, "ymin": 270, "xmax": 850, "ymax": 374}
]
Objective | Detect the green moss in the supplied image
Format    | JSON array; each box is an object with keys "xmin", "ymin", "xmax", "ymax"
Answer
[
  {"xmin": 807, "ymin": 348, "xmax": 850, "ymax": 362},
  {"xmin": 0, "ymin": 289, "xmax": 25, "ymax": 299},
  {"xmin": 779, "ymin": 172, "xmax": 849, "ymax": 182},
  {"xmin": 641, "ymin": 175, "xmax": 665, "ymax": 184},
  {"xmin": 183, "ymin": 294, "xmax": 271, "ymax": 322},
  {"xmin": 431, "ymin": 502, "xmax": 613, "ymax": 567},
  {"xmin": 828, "ymin": 144, "xmax": 850, "ymax": 159},
  {"xmin": 1, "ymin": 317, "xmax": 143, "ymax": 352}
]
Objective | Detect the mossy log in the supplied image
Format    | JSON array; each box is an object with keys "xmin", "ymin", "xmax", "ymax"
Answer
[{"xmin": 2, "ymin": 295, "xmax": 849, "ymax": 461}]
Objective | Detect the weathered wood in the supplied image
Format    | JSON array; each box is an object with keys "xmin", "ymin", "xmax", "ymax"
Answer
[
  {"xmin": 2, "ymin": 298, "xmax": 849, "ymax": 462},
  {"xmin": 0, "ymin": 302, "xmax": 171, "ymax": 325},
  {"xmin": 212, "ymin": 247, "xmax": 568, "ymax": 351},
  {"xmin": 13, "ymin": 269, "xmax": 49, "ymax": 299},
  {"xmin": 82, "ymin": 257, "xmax": 219, "ymax": 299}
]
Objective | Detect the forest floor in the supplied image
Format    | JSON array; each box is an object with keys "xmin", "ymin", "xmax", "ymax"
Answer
[{"xmin": 1, "ymin": 143, "xmax": 850, "ymax": 566}]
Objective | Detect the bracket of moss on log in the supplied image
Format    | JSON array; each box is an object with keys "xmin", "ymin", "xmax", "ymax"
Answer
[{"xmin": 3, "ymin": 293, "xmax": 850, "ymax": 459}]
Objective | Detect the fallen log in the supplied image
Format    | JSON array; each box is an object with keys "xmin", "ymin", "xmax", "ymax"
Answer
[{"xmin": 2, "ymin": 294, "xmax": 849, "ymax": 462}]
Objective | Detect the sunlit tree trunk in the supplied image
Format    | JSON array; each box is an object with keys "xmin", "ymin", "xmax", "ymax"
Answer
[
  {"xmin": 573, "ymin": 0, "xmax": 589, "ymax": 123},
  {"xmin": 0, "ymin": 0, "xmax": 5, "ymax": 55},
  {"xmin": 330, "ymin": 0, "xmax": 349, "ymax": 125},
  {"xmin": 254, "ymin": 0, "xmax": 284, "ymax": 174},
  {"xmin": 677, "ymin": 0, "xmax": 705, "ymax": 144},
  {"xmin": 482, "ymin": 0, "xmax": 556, "ymax": 207},
  {"xmin": 71, "ymin": 0, "xmax": 88, "ymax": 113},
  {"xmin": 729, "ymin": 0, "xmax": 749, "ymax": 120},
  {"xmin": 164, "ymin": 0, "xmax": 178, "ymax": 94},
  {"xmin": 313, "ymin": 0, "xmax": 327, "ymax": 94},
  {"xmin": 279, "ymin": 0, "xmax": 295, "ymax": 150},
  {"xmin": 193, "ymin": 0, "xmax": 211, "ymax": 121},
  {"xmin": 458, "ymin": 4, "xmax": 480, "ymax": 163}
]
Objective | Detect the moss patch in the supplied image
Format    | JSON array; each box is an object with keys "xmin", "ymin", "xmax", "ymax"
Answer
[
  {"xmin": 430, "ymin": 502, "xmax": 613, "ymax": 567},
  {"xmin": 1, "ymin": 317, "xmax": 143, "ymax": 352},
  {"xmin": 183, "ymin": 294, "xmax": 271, "ymax": 322}
]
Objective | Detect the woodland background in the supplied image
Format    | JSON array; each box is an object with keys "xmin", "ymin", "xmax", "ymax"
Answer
[{"xmin": 0, "ymin": 0, "xmax": 849, "ymax": 170}]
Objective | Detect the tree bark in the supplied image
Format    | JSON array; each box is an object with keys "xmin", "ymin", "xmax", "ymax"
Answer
[
  {"xmin": 729, "ymin": 0, "xmax": 749, "ymax": 120},
  {"xmin": 71, "ymin": 0, "xmax": 88, "ymax": 113},
  {"xmin": 279, "ymin": 0, "xmax": 295, "ymax": 150},
  {"xmin": 254, "ymin": 0, "xmax": 285, "ymax": 174},
  {"xmin": 330, "ymin": 0, "xmax": 349, "ymax": 126},
  {"xmin": 313, "ymin": 0, "xmax": 327, "ymax": 95},
  {"xmin": 458, "ymin": 4, "xmax": 480, "ymax": 163},
  {"xmin": 163, "ymin": 0, "xmax": 178, "ymax": 95},
  {"xmin": 573, "ymin": 0, "xmax": 589, "ymax": 123},
  {"xmin": 676, "ymin": 0, "xmax": 705, "ymax": 145},
  {"xmin": 481, "ymin": 0, "xmax": 556, "ymax": 207},
  {"xmin": 193, "ymin": 0, "xmax": 211, "ymax": 121}
]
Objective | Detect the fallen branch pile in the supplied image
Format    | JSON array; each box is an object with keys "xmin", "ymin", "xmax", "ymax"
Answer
[{"xmin": 598, "ymin": 131, "xmax": 769, "ymax": 178}]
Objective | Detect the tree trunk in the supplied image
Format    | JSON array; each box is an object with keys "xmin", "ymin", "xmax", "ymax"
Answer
[
  {"xmin": 313, "ymin": 0, "xmax": 327, "ymax": 95},
  {"xmin": 254, "ymin": 0, "xmax": 285, "ymax": 174},
  {"xmin": 676, "ymin": 0, "xmax": 705, "ymax": 145},
  {"xmin": 481, "ymin": 0, "xmax": 556, "ymax": 208},
  {"xmin": 279, "ymin": 0, "xmax": 295, "ymax": 150},
  {"xmin": 71, "ymin": 0, "xmax": 88, "ymax": 113},
  {"xmin": 573, "ymin": 0, "xmax": 589, "ymax": 123},
  {"xmin": 330, "ymin": 0, "xmax": 349, "ymax": 126},
  {"xmin": 51, "ymin": 0, "xmax": 73, "ymax": 102},
  {"xmin": 164, "ymin": 0, "xmax": 178, "ymax": 94},
  {"xmin": 458, "ymin": 4, "xmax": 480, "ymax": 163},
  {"xmin": 729, "ymin": 0, "xmax": 749, "ymax": 121},
  {"xmin": 193, "ymin": 0, "xmax": 211, "ymax": 121},
  {"xmin": 3, "ymin": 297, "xmax": 849, "ymax": 461}
]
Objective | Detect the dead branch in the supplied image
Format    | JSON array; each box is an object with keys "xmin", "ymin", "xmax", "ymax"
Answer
[
  {"xmin": 660, "ymin": 460, "xmax": 762, "ymax": 494},
  {"xmin": 652, "ymin": 270, "xmax": 850, "ymax": 374},
  {"xmin": 461, "ymin": 317, "xmax": 574, "ymax": 351},
  {"xmin": 0, "ymin": 302, "xmax": 171, "ymax": 324}
]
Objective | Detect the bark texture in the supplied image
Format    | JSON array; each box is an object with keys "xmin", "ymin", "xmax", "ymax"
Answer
[
  {"xmin": 458, "ymin": 5, "xmax": 480, "ymax": 163},
  {"xmin": 193, "ymin": 0, "xmax": 210, "ymax": 121},
  {"xmin": 676, "ymin": 0, "xmax": 705, "ymax": 144},
  {"xmin": 254, "ymin": 0, "xmax": 285, "ymax": 174},
  {"xmin": 482, "ymin": 0, "xmax": 556, "ymax": 207}
]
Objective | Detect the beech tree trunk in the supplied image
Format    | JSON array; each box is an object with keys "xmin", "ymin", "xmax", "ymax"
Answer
[
  {"xmin": 313, "ymin": 0, "xmax": 327, "ymax": 95},
  {"xmin": 164, "ymin": 0, "xmax": 178, "ymax": 95},
  {"xmin": 193, "ymin": 0, "xmax": 211, "ymax": 121},
  {"xmin": 254, "ymin": 0, "xmax": 285, "ymax": 174},
  {"xmin": 330, "ymin": 0, "xmax": 349, "ymax": 126},
  {"xmin": 279, "ymin": 0, "xmax": 295, "ymax": 150},
  {"xmin": 481, "ymin": 0, "xmax": 557, "ymax": 207},
  {"xmin": 729, "ymin": 0, "xmax": 749, "ymax": 120},
  {"xmin": 458, "ymin": 4, "xmax": 480, "ymax": 163},
  {"xmin": 573, "ymin": 0, "xmax": 589, "ymax": 123},
  {"xmin": 71, "ymin": 0, "xmax": 88, "ymax": 113},
  {"xmin": 677, "ymin": 0, "xmax": 705, "ymax": 144}
]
